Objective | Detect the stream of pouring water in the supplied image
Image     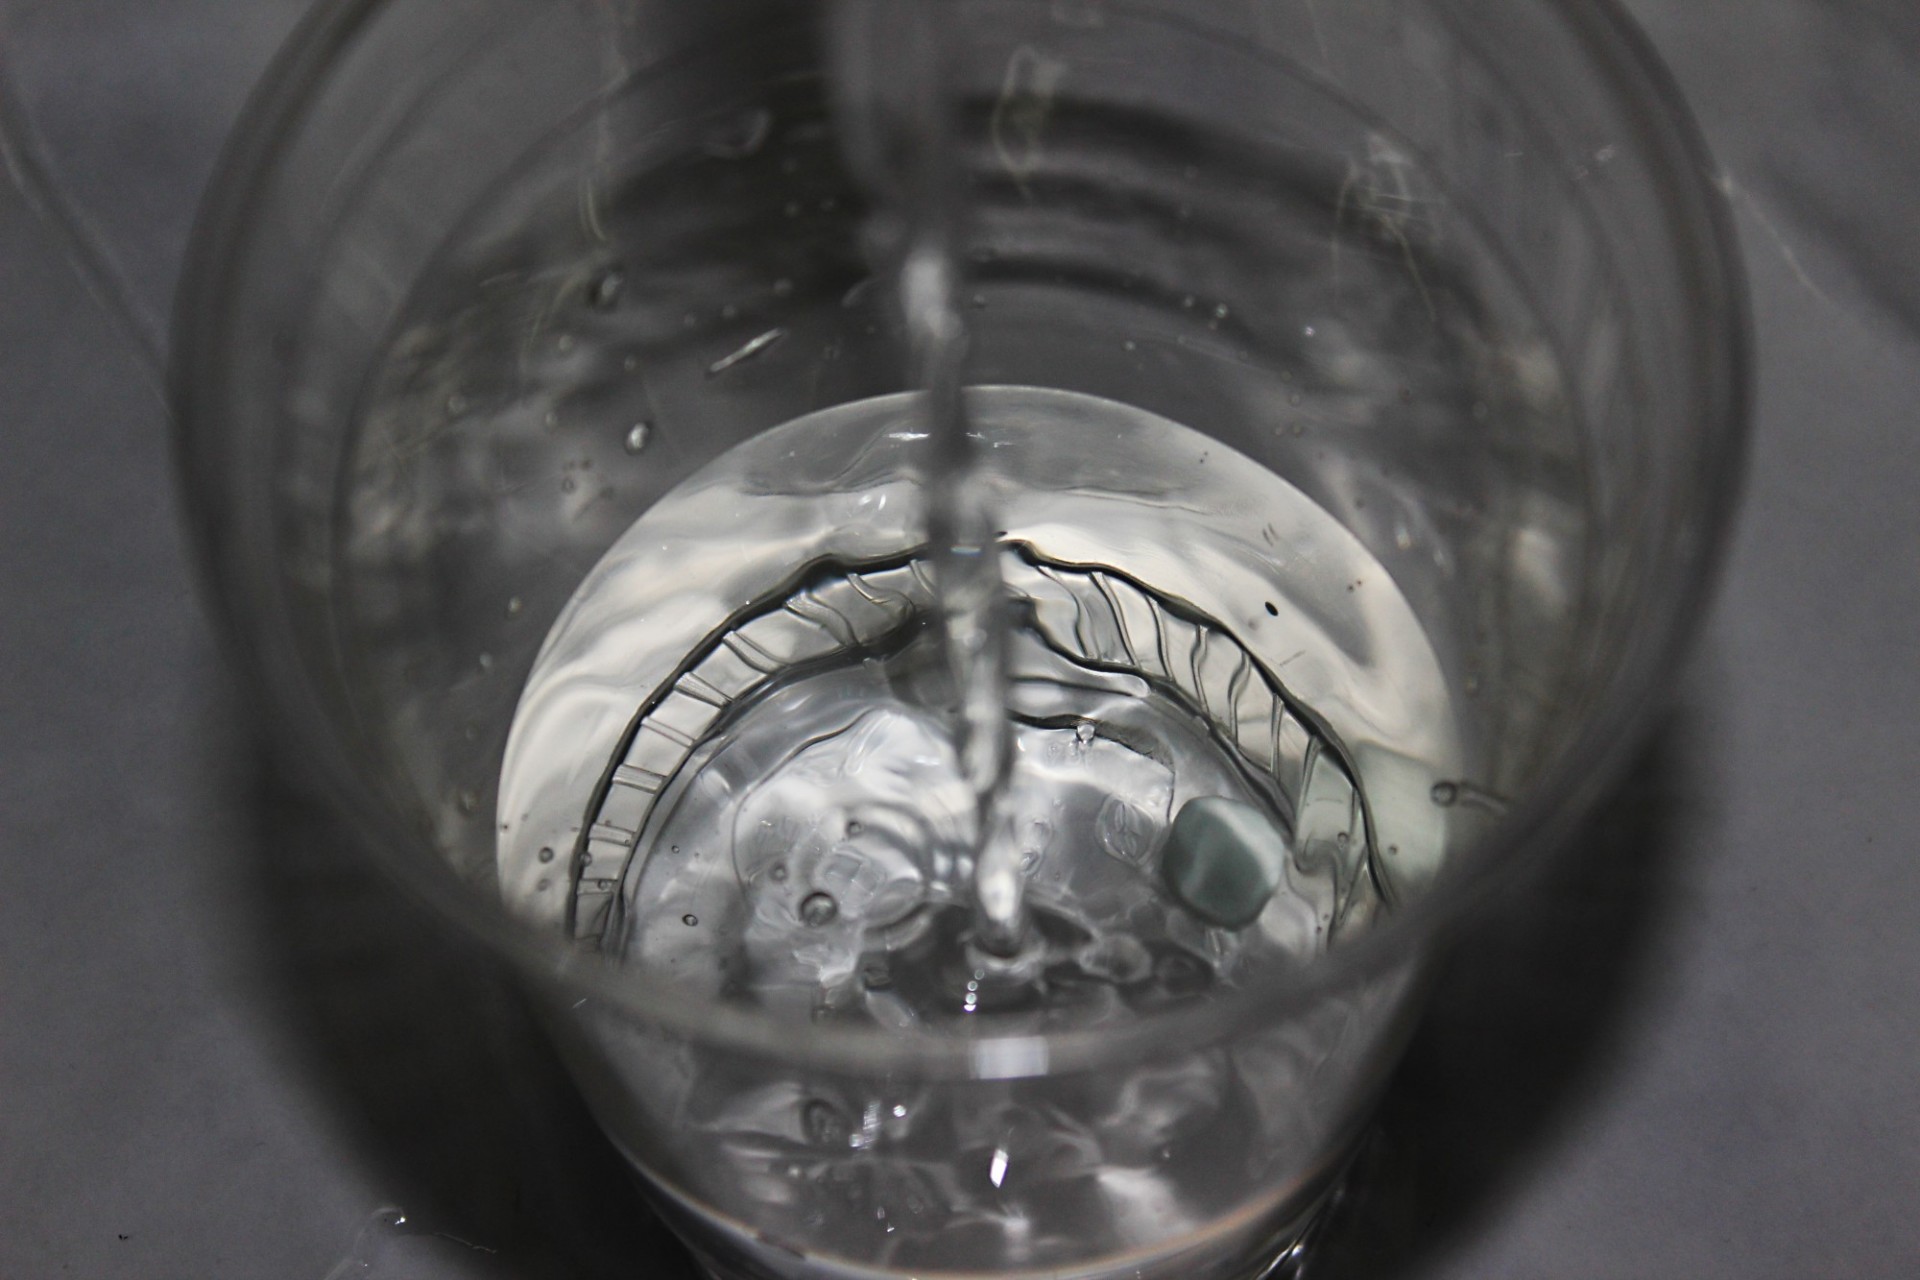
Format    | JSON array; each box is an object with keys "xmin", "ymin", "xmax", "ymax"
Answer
[{"xmin": 827, "ymin": 0, "xmax": 1027, "ymax": 955}]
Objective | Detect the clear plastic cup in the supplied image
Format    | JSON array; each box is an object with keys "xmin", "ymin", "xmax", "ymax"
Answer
[{"xmin": 170, "ymin": 2, "xmax": 1748, "ymax": 1277}]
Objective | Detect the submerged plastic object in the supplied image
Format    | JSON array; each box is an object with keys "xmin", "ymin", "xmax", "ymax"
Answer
[{"xmin": 1162, "ymin": 796, "xmax": 1289, "ymax": 929}]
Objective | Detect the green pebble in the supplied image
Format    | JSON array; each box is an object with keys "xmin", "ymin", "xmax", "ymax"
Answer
[{"xmin": 1162, "ymin": 796, "xmax": 1289, "ymax": 930}]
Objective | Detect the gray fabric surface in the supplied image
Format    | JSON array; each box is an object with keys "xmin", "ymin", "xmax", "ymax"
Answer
[{"xmin": 1, "ymin": 2, "xmax": 1913, "ymax": 1275}]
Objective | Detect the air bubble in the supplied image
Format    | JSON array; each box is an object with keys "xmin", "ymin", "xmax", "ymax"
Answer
[
  {"xmin": 1430, "ymin": 781, "xmax": 1459, "ymax": 807},
  {"xmin": 800, "ymin": 892, "xmax": 839, "ymax": 927},
  {"xmin": 682, "ymin": 914, "xmax": 700, "ymax": 927},
  {"xmin": 588, "ymin": 267, "xmax": 625, "ymax": 309},
  {"xmin": 537, "ymin": 847, "xmax": 555, "ymax": 863},
  {"xmin": 506, "ymin": 596, "xmax": 524, "ymax": 617},
  {"xmin": 624, "ymin": 422, "xmax": 652, "ymax": 454}
]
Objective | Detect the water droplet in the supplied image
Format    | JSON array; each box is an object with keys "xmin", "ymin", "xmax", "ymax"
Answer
[
  {"xmin": 537, "ymin": 846, "xmax": 555, "ymax": 863},
  {"xmin": 623, "ymin": 422, "xmax": 652, "ymax": 454},
  {"xmin": 705, "ymin": 106, "xmax": 773, "ymax": 159},
  {"xmin": 588, "ymin": 267, "xmax": 625, "ymax": 309},
  {"xmin": 800, "ymin": 892, "xmax": 839, "ymax": 927},
  {"xmin": 682, "ymin": 913, "xmax": 699, "ymax": 927},
  {"xmin": 1075, "ymin": 722, "xmax": 1097, "ymax": 744},
  {"xmin": 506, "ymin": 596, "xmax": 524, "ymax": 617},
  {"xmin": 1431, "ymin": 781, "xmax": 1459, "ymax": 807}
]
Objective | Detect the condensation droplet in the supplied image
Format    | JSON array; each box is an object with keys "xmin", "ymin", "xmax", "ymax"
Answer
[
  {"xmin": 800, "ymin": 892, "xmax": 839, "ymax": 927},
  {"xmin": 623, "ymin": 422, "xmax": 652, "ymax": 454}
]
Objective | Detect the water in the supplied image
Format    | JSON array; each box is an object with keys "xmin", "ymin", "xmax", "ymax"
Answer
[
  {"xmin": 829, "ymin": 0, "xmax": 1028, "ymax": 954},
  {"xmin": 496, "ymin": 386, "xmax": 1459, "ymax": 1278}
]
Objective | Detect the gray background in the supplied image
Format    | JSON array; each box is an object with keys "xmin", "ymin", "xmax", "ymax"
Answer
[{"xmin": 1, "ymin": 1, "xmax": 1914, "ymax": 1275}]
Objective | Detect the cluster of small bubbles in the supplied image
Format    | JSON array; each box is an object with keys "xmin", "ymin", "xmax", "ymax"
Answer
[
  {"xmin": 962, "ymin": 977, "xmax": 980, "ymax": 1014},
  {"xmin": 623, "ymin": 422, "xmax": 652, "ymax": 454},
  {"xmin": 800, "ymin": 892, "xmax": 839, "ymax": 927},
  {"xmin": 803, "ymin": 1099, "xmax": 851, "ymax": 1148}
]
